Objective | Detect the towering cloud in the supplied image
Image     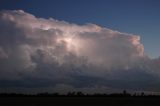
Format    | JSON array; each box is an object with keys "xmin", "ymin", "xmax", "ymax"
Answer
[{"xmin": 0, "ymin": 10, "xmax": 160, "ymax": 93}]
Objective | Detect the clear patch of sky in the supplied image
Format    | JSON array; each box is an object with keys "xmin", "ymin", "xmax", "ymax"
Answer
[{"xmin": 0, "ymin": 0, "xmax": 160, "ymax": 58}]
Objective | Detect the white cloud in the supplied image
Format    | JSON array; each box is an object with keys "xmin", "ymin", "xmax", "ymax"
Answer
[{"xmin": 0, "ymin": 10, "xmax": 160, "ymax": 93}]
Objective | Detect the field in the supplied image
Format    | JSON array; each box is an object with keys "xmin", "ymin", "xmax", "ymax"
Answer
[{"xmin": 0, "ymin": 96, "xmax": 160, "ymax": 106}]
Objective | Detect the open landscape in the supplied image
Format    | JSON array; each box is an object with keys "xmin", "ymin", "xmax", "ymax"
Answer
[
  {"xmin": 0, "ymin": 1, "xmax": 160, "ymax": 106},
  {"xmin": 0, "ymin": 93, "xmax": 160, "ymax": 106}
]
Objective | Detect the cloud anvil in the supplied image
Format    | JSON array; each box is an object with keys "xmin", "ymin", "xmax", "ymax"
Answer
[{"xmin": 0, "ymin": 10, "xmax": 160, "ymax": 94}]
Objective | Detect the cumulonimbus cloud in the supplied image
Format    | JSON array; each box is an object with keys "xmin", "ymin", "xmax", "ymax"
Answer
[{"xmin": 0, "ymin": 10, "xmax": 160, "ymax": 93}]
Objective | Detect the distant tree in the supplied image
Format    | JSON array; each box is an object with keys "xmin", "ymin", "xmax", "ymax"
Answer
[
  {"xmin": 67, "ymin": 92, "xmax": 76, "ymax": 96},
  {"xmin": 141, "ymin": 92, "xmax": 145, "ymax": 96},
  {"xmin": 52, "ymin": 93, "xmax": 59, "ymax": 96},
  {"xmin": 133, "ymin": 92, "xmax": 137, "ymax": 96},
  {"xmin": 123, "ymin": 90, "xmax": 127, "ymax": 95},
  {"xmin": 121, "ymin": 90, "xmax": 131, "ymax": 97},
  {"xmin": 76, "ymin": 91, "xmax": 84, "ymax": 96}
]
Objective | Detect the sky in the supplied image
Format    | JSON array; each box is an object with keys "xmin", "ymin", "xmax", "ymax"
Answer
[
  {"xmin": 0, "ymin": 0, "xmax": 160, "ymax": 94},
  {"xmin": 0, "ymin": 0, "xmax": 160, "ymax": 58}
]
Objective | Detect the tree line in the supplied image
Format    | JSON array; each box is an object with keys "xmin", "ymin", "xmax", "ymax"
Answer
[{"xmin": 0, "ymin": 90, "xmax": 159, "ymax": 97}]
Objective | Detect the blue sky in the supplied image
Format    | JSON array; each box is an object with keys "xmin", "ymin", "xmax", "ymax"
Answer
[
  {"xmin": 1, "ymin": 0, "xmax": 160, "ymax": 93},
  {"xmin": 0, "ymin": 0, "xmax": 160, "ymax": 58}
]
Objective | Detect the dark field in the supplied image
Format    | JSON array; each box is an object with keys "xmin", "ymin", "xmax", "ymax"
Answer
[{"xmin": 0, "ymin": 96, "xmax": 160, "ymax": 106}]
